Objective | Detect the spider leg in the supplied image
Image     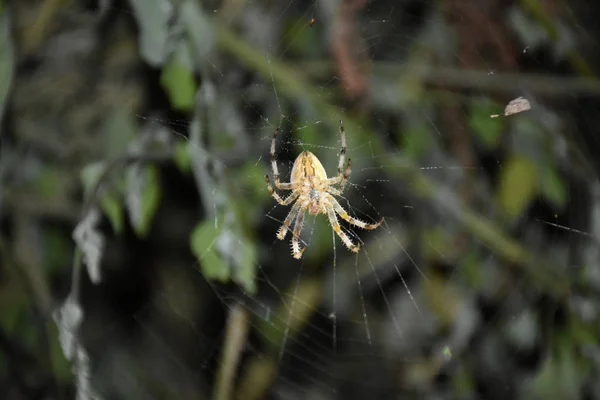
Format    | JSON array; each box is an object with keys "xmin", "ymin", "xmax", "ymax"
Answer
[
  {"xmin": 266, "ymin": 175, "xmax": 298, "ymax": 205},
  {"xmin": 325, "ymin": 120, "xmax": 352, "ymax": 189},
  {"xmin": 339, "ymin": 157, "xmax": 351, "ymax": 190},
  {"xmin": 291, "ymin": 209, "xmax": 306, "ymax": 259},
  {"xmin": 327, "ymin": 186, "xmax": 343, "ymax": 197},
  {"xmin": 326, "ymin": 193, "xmax": 384, "ymax": 230},
  {"xmin": 325, "ymin": 204, "xmax": 360, "ymax": 253},
  {"xmin": 269, "ymin": 127, "xmax": 294, "ymax": 190},
  {"xmin": 337, "ymin": 120, "xmax": 347, "ymax": 178},
  {"xmin": 277, "ymin": 199, "xmax": 302, "ymax": 240}
]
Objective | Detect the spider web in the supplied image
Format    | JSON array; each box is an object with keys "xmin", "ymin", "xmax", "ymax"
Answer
[{"xmin": 54, "ymin": 1, "xmax": 600, "ymax": 400}]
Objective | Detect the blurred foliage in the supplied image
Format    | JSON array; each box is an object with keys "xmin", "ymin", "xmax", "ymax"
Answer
[{"xmin": 1, "ymin": 0, "xmax": 600, "ymax": 399}]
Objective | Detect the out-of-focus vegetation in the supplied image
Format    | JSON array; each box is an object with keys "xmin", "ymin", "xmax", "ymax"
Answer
[{"xmin": 1, "ymin": 0, "xmax": 600, "ymax": 399}]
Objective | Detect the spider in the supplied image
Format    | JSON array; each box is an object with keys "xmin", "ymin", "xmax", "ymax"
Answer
[{"xmin": 265, "ymin": 120, "xmax": 384, "ymax": 259}]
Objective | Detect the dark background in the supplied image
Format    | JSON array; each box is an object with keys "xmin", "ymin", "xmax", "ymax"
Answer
[{"xmin": 1, "ymin": 0, "xmax": 600, "ymax": 399}]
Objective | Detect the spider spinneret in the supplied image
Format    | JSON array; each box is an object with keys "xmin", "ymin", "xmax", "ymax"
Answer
[{"xmin": 265, "ymin": 120, "xmax": 384, "ymax": 259}]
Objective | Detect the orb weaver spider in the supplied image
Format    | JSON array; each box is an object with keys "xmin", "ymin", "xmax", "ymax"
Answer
[{"xmin": 265, "ymin": 120, "xmax": 384, "ymax": 259}]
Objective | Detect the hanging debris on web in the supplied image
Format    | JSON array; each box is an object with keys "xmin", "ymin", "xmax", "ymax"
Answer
[
  {"xmin": 73, "ymin": 208, "xmax": 105, "ymax": 284},
  {"xmin": 54, "ymin": 294, "xmax": 102, "ymax": 400},
  {"xmin": 491, "ymin": 96, "xmax": 531, "ymax": 118}
]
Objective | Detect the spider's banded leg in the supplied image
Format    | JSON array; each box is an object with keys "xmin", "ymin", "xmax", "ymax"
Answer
[
  {"xmin": 269, "ymin": 128, "xmax": 294, "ymax": 190},
  {"xmin": 325, "ymin": 121, "xmax": 352, "ymax": 188},
  {"xmin": 337, "ymin": 120, "xmax": 347, "ymax": 178},
  {"xmin": 265, "ymin": 175, "xmax": 297, "ymax": 205},
  {"xmin": 325, "ymin": 205, "xmax": 360, "ymax": 253},
  {"xmin": 339, "ymin": 158, "xmax": 352, "ymax": 190},
  {"xmin": 277, "ymin": 200, "xmax": 302, "ymax": 240},
  {"xmin": 326, "ymin": 158, "xmax": 352, "ymax": 187},
  {"xmin": 291, "ymin": 210, "xmax": 306, "ymax": 259},
  {"xmin": 327, "ymin": 186, "xmax": 343, "ymax": 196},
  {"xmin": 326, "ymin": 193, "xmax": 384, "ymax": 230}
]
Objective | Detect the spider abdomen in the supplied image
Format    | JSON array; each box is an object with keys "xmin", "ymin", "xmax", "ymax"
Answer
[{"xmin": 290, "ymin": 151, "xmax": 328, "ymax": 183}]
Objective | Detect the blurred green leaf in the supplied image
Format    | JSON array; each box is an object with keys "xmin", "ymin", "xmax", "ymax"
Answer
[
  {"xmin": 101, "ymin": 194, "xmax": 124, "ymax": 234},
  {"xmin": 129, "ymin": 165, "xmax": 161, "ymax": 237},
  {"xmin": 128, "ymin": 0, "xmax": 172, "ymax": 66},
  {"xmin": 81, "ymin": 162, "xmax": 125, "ymax": 233},
  {"xmin": 469, "ymin": 98, "xmax": 503, "ymax": 148},
  {"xmin": 190, "ymin": 221, "xmax": 230, "ymax": 282},
  {"xmin": 174, "ymin": 141, "xmax": 192, "ymax": 173},
  {"xmin": 80, "ymin": 162, "xmax": 107, "ymax": 195},
  {"xmin": 48, "ymin": 323, "xmax": 72, "ymax": 382},
  {"xmin": 528, "ymin": 341, "xmax": 582, "ymax": 400},
  {"xmin": 234, "ymin": 237, "xmax": 257, "ymax": 294},
  {"xmin": 240, "ymin": 161, "xmax": 269, "ymax": 202},
  {"xmin": 497, "ymin": 154, "xmax": 538, "ymax": 218},
  {"xmin": 161, "ymin": 56, "xmax": 196, "ymax": 112},
  {"xmin": 104, "ymin": 106, "xmax": 137, "ymax": 159},
  {"xmin": 180, "ymin": 0, "xmax": 215, "ymax": 64},
  {"xmin": 541, "ymin": 165, "xmax": 568, "ymax": 210}
]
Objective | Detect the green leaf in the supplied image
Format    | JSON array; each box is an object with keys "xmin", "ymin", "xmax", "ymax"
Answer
[
  {"xmin": 190, "ymin": 221, "xmax": 230, "ymax": 282},
  {"xmin": 128, "ymin": 0, "xmax": 172, "ymax": 66},
  {"xmin": 173, "ymin": 141, "xmax": 192, "ymax": 173},
  {"xmin": 180, "ymin": 0, "xmax": 215, "ymax": 64},
  {"xmin": 160, "ymin": 55, "xmax": 196, "ymax": 111},
  {"xmin": 48, "ymin": 323, "xmax": 73, "ymax": 382},
  {"xmin": 497, "ymin": 154, "xmax": 538, "ymax": 218},
  {"xmin": 234, "ymin": 238, "xmax": 257, "ymax": 294},
  {"xmin": 81, "ymin": 162, "xmax": 125, "ymax": 233},
  {"xmin": 527, "ymin": 343, "xmax": 582, "ymax": 400},
  {"xmin": 80, "ymin": 162, "xmax": 107, "ymax": 196},
  {"xmin": 469, "ymin": 98, "xmax": 503, "ymax": 148},
  {"xmin": 101, "ymin": 193, "xmax": 124, "ymax": 234},
  {"xmin": 103, "ymin": 106, "xmax": 137, "ymax": 159},
  {"xmin": 541, "ymin": 165, "xmax": 568, "ymax": 209},
  {"xmin": 128, "ymin": 165, "xmax": 161, "ymax": 237}
]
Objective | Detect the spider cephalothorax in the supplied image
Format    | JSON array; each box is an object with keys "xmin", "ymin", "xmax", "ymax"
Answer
[{"xmin": 266, "ymin": 120, "xmax": 384, "ymax": 259}]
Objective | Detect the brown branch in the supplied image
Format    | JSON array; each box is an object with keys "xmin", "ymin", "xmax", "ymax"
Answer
[{"xmin": 330, "ymin": 0, "xmax": 368, "ymax": 102}]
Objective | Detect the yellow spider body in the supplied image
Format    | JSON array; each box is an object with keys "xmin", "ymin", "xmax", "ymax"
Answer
[{"xmin": 290, "ymin": 151, "xmax": 328, "ymax": 216}]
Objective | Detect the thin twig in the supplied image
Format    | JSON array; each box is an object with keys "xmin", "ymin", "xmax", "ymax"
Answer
[
  {"xmin": 298, "ymin": 61, "xmax": 600, "ymax": 97},
  {"xmin": 214, "ymin": 304, "xmax": 250, "ymax": 400}
]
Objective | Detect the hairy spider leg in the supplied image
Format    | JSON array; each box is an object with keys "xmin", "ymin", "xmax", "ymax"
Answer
[
  {"xmin": 326, "ymin": 121, "xmax": 352, "ymax": 189},
  {"xmin": 325, "ymin": 204, "xmax": 360, "ymax": 253},
  {"xmin": 277, "ymin": 199, "xmax": 302, "ymax": 240},
  {"xmin": 265, "ymin": 175, "xmax": 299, "ymax": 205},
  {"xmin": 291, "ymin": 210, "xmax": 306, "ymax": 259},
  {"xmin": 269, "ymin": 127, "xmax": 293, "ymax": 190},
  {"xmin": 325, "ymin": 193, "xmax": 384, "ymax": 230}
]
